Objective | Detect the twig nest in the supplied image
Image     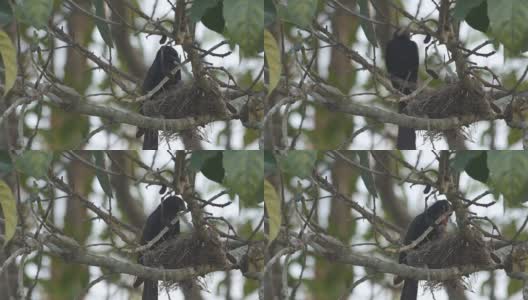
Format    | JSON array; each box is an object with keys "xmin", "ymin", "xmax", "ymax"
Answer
[
  {"xmin": 141, "ymin": 228, "xmax": 228, "ymax": 288},
  {"xmin": 405, "ymin": 228, "xmax": 493, "ymax": 290},
  {"xmin": 142, "ymin": 79, "xmax": 228, "ymax": 121},
  {"xmin": 406, "ymin": 229, "xmax": 492, "ymax": 269},
  {"xmin": 405, "ymin": 81, "xmax": 492, "ymax": 119}
]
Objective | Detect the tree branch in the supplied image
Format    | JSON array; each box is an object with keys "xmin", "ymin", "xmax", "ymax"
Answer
[
  {"xmin": 305, "ymin": 232, "xmax": 501, "ymax": 281},
  {"xmin": 45, "ymin": 85, "xmax": 235, "ymax": 132}
]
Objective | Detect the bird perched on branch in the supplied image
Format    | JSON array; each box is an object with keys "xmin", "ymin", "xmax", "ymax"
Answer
[
  {"xmin": 137, "ymin": 46, "xmax": 182, "ymax": 150},
  {"xmin": 395, "ymin": 200, "xmax": 452, "ymax": 300},
  {"xmin": 385, "ymin": 30, "xmax": 419, "ymax": 150},
  {"xmin": 133, "ymin": 196, "xmax": 186, "ymax": 300}
]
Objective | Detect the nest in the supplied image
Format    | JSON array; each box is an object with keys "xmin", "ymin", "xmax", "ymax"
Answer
[
  {"xmin": 141, "ymin": 229, "xmax": 228, "ymax": 290},
  {"xmin": 141, "ymin": 79, "xmax": 228, "ymax": 140},
  {"xmin": 405, "ymin": 228, "xmax": 493, "ymax": 290},
  {"xmin": 402, "ymin": 80, "xmax": 494, "ymax": 142},
  {"xmin": 405, "ymin": 81, "xmax": 492, "ymax": 119}
]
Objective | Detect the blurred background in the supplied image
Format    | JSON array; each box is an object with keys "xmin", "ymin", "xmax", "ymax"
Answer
[
  {"xmin": 1, "ymin": 0, "xmax": 263, "ymax": 150},
  {"xmin": 0, "ymin": 150, "xmax": 264, "ymax": 300},
  {"xmin": 1, "ymin": 150, "xmax": 527, "ymax": 299},
  {"xmin": 263, "ymin": 150, "xmax": 527, "ymax": 300},
  {"xmin": 265, "ymin": 0, "xmax": 528, "ymax": 149}
]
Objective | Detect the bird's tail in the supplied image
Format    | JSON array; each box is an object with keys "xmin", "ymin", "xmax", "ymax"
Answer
[
  {"xmin": 400, "ymin": 279, "xmax": 418, "ymax": 300},
  {"xmin": 397, "ymin": 102, "xmax": 416, "ymax": 150},
  {"xmin": 142, "ymin": 279, "xmax": 158, "ymax": 300},
  {"xmin": 142, "ymin": 129, "xmax": 159, "ymax": 150},
  {"xmin": 397, "ymin": 126, "xmax": 416, "ymax": 150}
]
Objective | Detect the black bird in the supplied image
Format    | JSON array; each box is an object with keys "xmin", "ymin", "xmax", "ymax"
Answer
[
  {"xmin": 137, "ymin": 46, "xmax": 182, "ymax": 150},
  {"xmin": 133, "ymin": 196, "xmax": 186, "ymax": 300},
  {"xmin": 385, "ymin": 30, "xmax": 419, "ymax": 150},
  {"xmin": 397, "ymin": 200, "xmax": 452, "ymax": 300}
]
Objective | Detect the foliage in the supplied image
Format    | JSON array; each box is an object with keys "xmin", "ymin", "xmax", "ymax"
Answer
[
  {"xmin": 260, "ymin": 0, "xmax": 528, "ymax": 149},
  {"xmin": 14, "ymin": 151, "xmax": 53, "ymax": 179},
  {"xmin": 0, "ymin": 0, "xmax": 264, "ymax": 149},
  {"xmin": 263, "ymin": 179, "xmax": 280, "ymax": 243},
  {"xmin": 0, "ymin": 30, "xmax": 16, "ymax": 95},
  {"xmin": 0, "ymin": 151, "xmax": 267, "ymax": 299},
  {"xmin": 0, "ymin": 179, "xmax": 17, "ymax": 244},
  {"xmin": 452, "ymin": 151, "xmax": 528, "ymax": 205}
]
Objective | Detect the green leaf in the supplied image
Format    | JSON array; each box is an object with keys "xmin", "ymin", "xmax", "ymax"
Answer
[
  {"xmin": 285, "ymin": 0, "xmax": 317, "ymax": 28},
  {"xmin": 465, "ymin": 0, "xmax": 489, "ymax": 33},
  {"xmin": 223, "ymin": 0, "xmax": 264, "ymax": 54},
  {"xmin": 93, "ymin": 152, "xmax": 113, "ymax": 199},
  {"xmin": 0, "ymin": 1, "xmax": 13, "ymax": 26},
  {"xmin": 507, "ymin": 128, "xmax": 523, "ymax": 146},
  {"xmin": 0, "ymin": 30, "xmax": 17, "ymax": 95},
  {"xmin": 507, "ymin": 274, "xmax": 524, "ymax": 295},
  {"xmin": 358, "ymin": 0, "xmax": 377, "ymax": 47},
  {"xmin": 355, "ymin": 151, "xmax": 377, "ymax": 198},
  {"xmin": 465, "ymin": 151, "xmax": 489, "ymax": 183},
  {"xmin": 14, "ymin": 0, "xmax": 53, "ymax": 29},
  {"xmin": 200, "ymin": 151, "xmax": 225, "ymax": 184},
  {"xmin": 190, "ymin": 0, "xmax": 220, "ymax": 22},
  {"xmin": 487, "ymin": 151, "xmax": 528, "ymax": 205},
  {"xmin": 243, "ymin": 128, "xmax": 259, "ymax": 146},
  {"xmin": 451, "ymin": 150, "xmax": 483, "ymax": 171},
  {"xmin": 0, "ymin": 150, "xmax": 12, "ymax": 175},
  {"xmin": 277, "ymin": 151, "xmax": 317, "ymax": 178},
  {"xmin": 264, "ymin": 150, "xmax": 277, "ymax": 176},
  {"xmin": 264, "ymin": 0, "xmax": 276, "ymax": 26},
  {"xmin": 488, "ymin": 0, "xmax": 528, "ymax": 53},
  {"xmin": 0, "ymin": 180, "xmax": 17, "ymax": 244},
  {"xmin": 243, "ymin": 275, "xmax": 259, "ymax": 296},
  {"xmin": 93, "ymin": 0, "xmax": 113, "ymax": 48},
  {"xmin": 223, "ymin": 151, "xmax": 263, "ymax": 205},
  {"xmin": 263, "ymin": 30, "xmax": 280, "ymax": 95},
  {"xmin": 14, "ymin": 151, "xmax": 52, "ymax": 179},
  {"xmin": 264, "ymin": 179, "xmax": 281, "ymax": 244},
  {"xmin": 200, "ymin": 1, "xmax": 225, "ymax": 34},
  {"xmin": 452, "ymin": 0, "xmax": 484, "ymax": 20},
  {"xmin": 190, "ymin": 151, "xmax": 220, "ymax": 170}
]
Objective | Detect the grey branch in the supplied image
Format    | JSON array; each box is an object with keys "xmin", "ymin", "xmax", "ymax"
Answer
[
  {"xmin": 304, "ymin": 232, "xmax": 502, "ymax": 282},
  {"xmin": 310, "ymin": 84, "xmax": 496, "ymax": 131},
  {"xmin": 45, "ymin": 83, "xmax": 244, "ymax": 132}
]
